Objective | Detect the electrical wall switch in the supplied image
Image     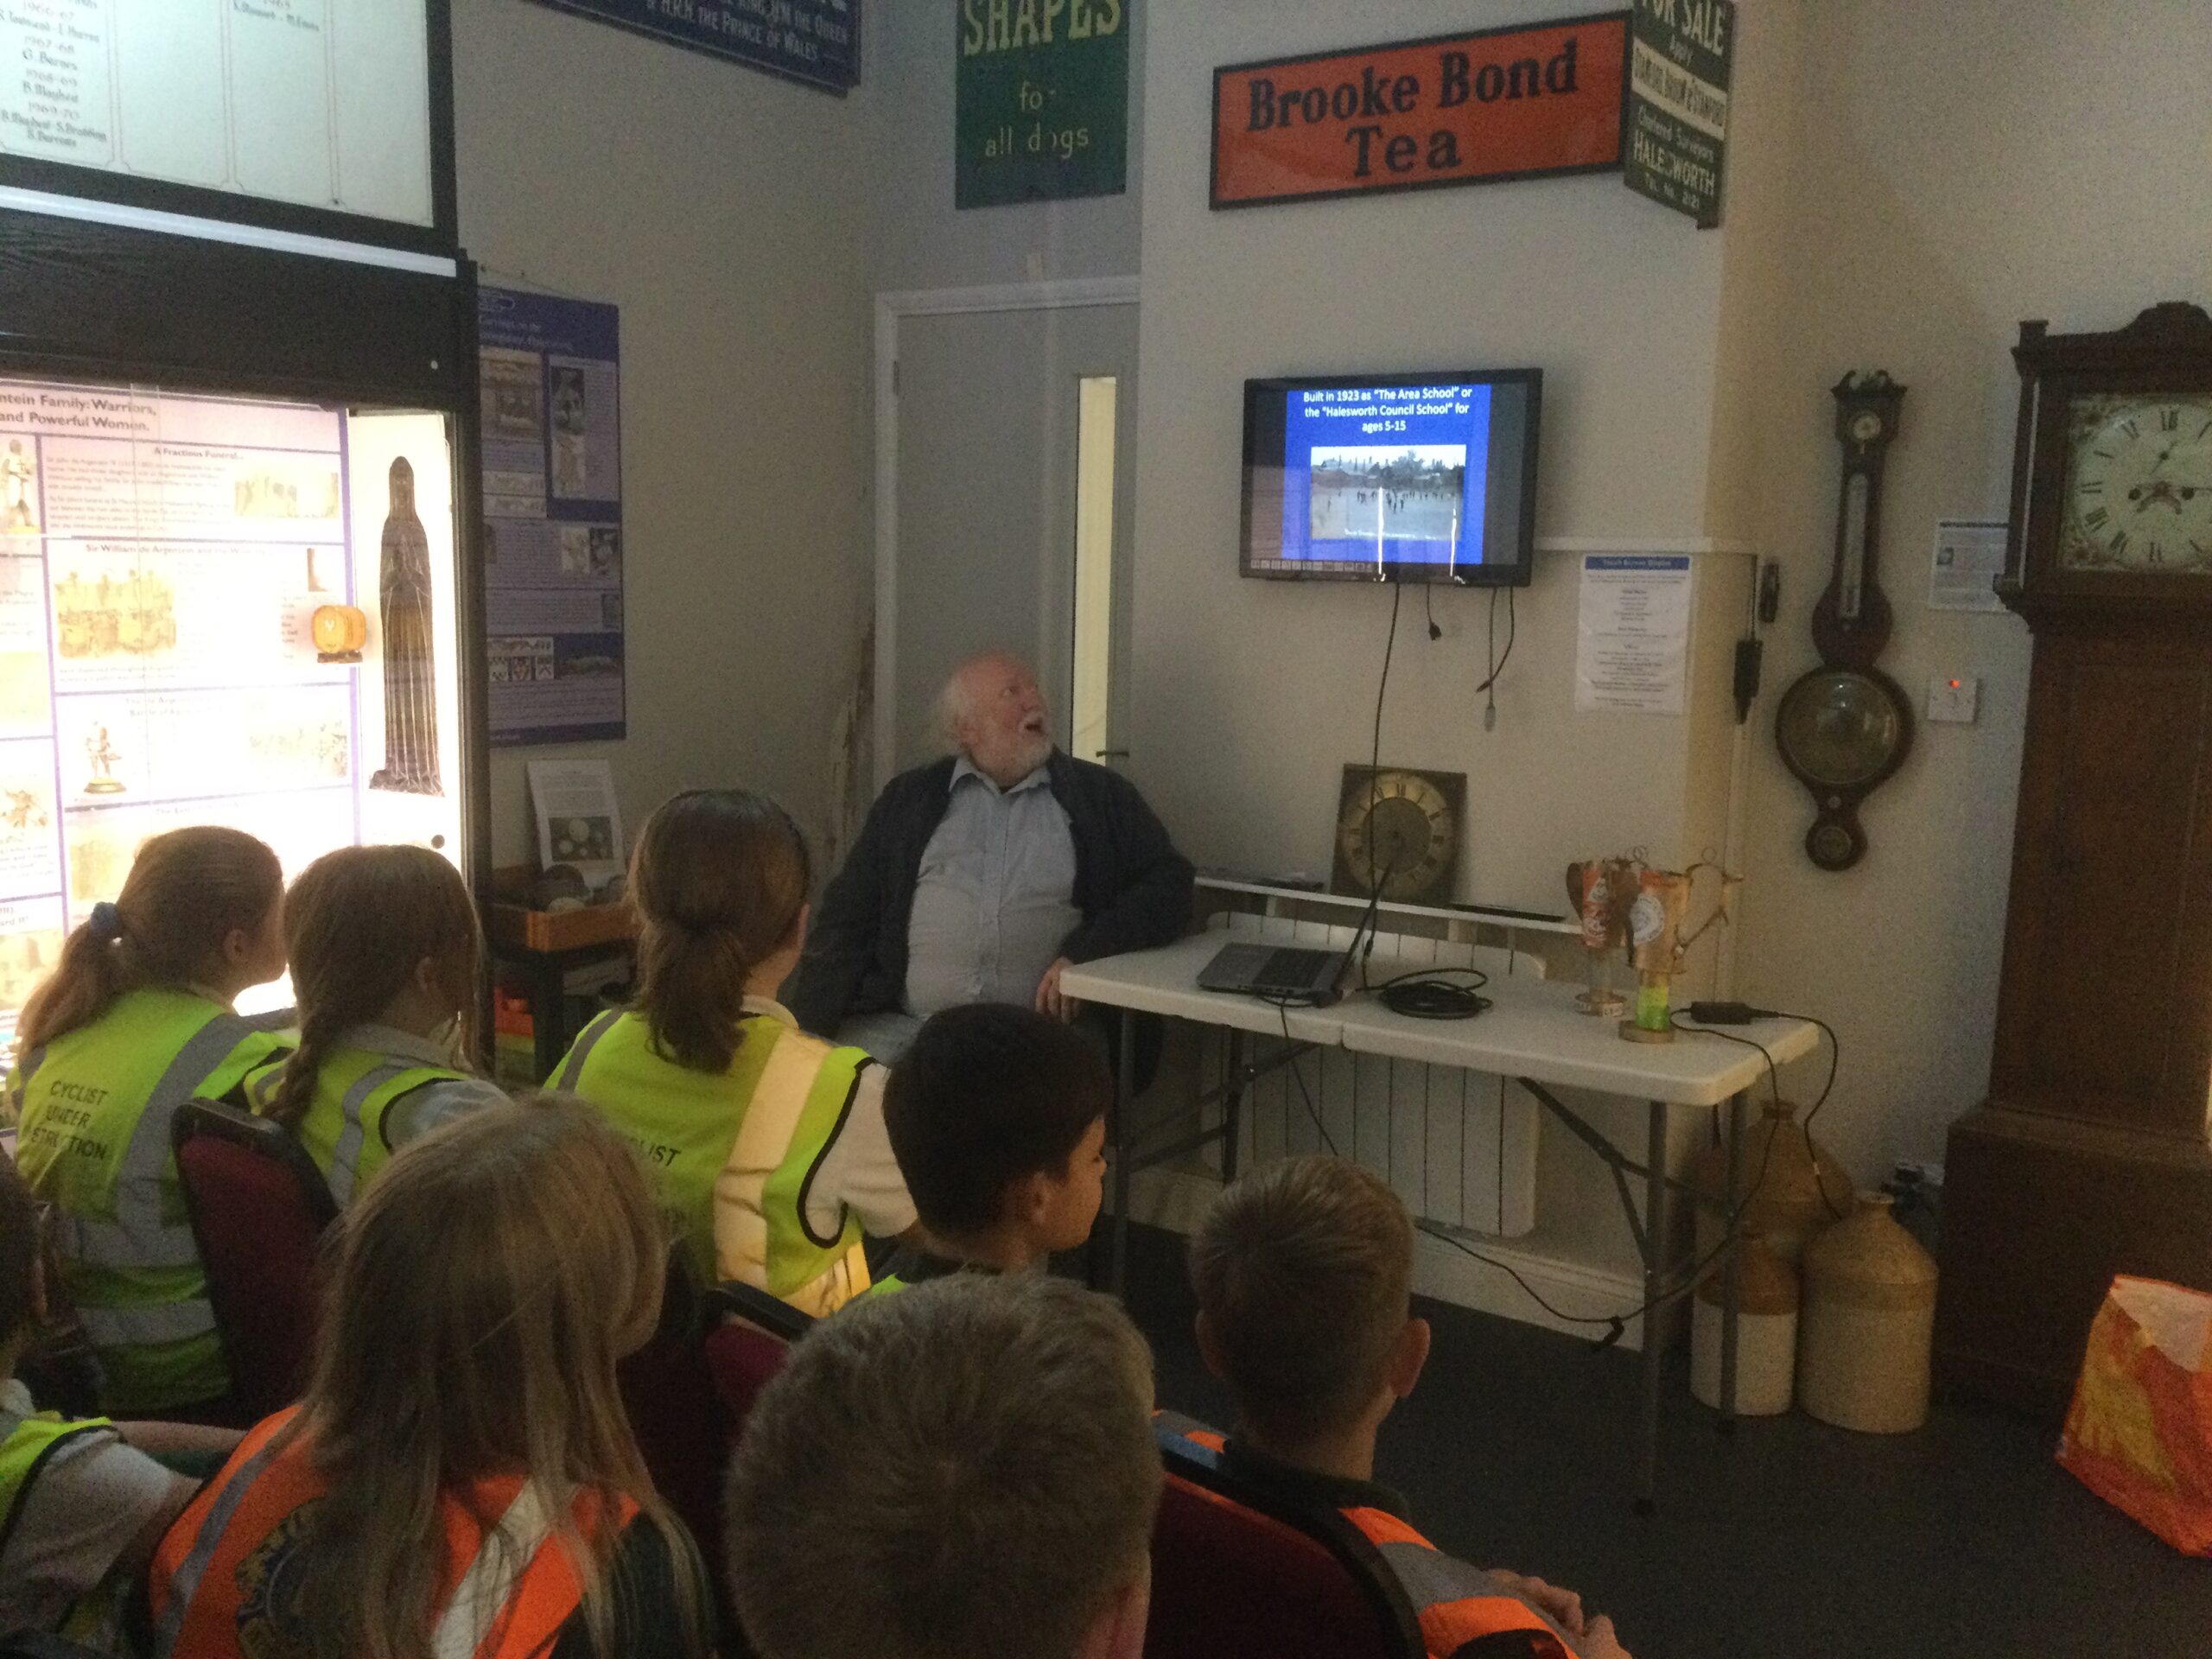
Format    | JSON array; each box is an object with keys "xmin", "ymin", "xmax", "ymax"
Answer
[{"xmin": 1927, "ymin": 674, "xmax": 1980, "ymax": 724}]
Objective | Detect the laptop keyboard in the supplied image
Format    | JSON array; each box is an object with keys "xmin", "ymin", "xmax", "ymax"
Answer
[{"xmin": 1250, "ymin": 947, "xmax": 1337, "ymax": 991}]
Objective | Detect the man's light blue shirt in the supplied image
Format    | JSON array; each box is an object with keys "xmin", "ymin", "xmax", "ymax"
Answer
[{"xmin": 904, "ymin": 756, "xmax": 1081, "ymax": 1019}]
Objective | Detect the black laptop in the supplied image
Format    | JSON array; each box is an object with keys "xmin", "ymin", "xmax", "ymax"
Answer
[{"xmin": 1197, "ymin": 940, "xmax": 1349, "ymax": 1003}]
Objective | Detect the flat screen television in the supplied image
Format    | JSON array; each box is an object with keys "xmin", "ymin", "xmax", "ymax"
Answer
[{"xmin": 1240, "ymin": 370, "xmax": 1541, "ymax": 586}]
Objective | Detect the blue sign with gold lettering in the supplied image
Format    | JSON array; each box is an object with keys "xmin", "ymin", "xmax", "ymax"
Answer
[{"xmin": 526, "ymin": 0, "xmax": 861, "ymax": 94}]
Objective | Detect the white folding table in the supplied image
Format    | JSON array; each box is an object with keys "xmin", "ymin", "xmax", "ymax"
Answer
[{"xmin": 1060, "ymin": 932, "xmax": 1820, "ymax": 1511}]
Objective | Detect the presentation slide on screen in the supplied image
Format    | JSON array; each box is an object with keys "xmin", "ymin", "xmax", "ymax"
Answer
[
  {"xmin": 1273, "ymin": 384, "xmax": 1493, "ymax": 573},
  {"xmin": 0, "ymin": 0, "xmax": 434, "ymax": 229},
  {"xmin": 0, "ymin": 378, "xmax": 464, "ymax": 1058}
]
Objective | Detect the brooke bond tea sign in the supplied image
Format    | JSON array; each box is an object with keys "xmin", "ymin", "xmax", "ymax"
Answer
[{"xmin": 1211, "ymin": 13, "xmax": 1629, "ymax": 210}]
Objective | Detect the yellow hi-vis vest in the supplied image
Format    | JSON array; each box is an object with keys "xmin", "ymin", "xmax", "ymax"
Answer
[
  {"xmin": 12, "ymin": 989, "xmax": 287, "ymax": 1411},
  {"xmin": 0, "ymin": 1399, "xmax": 118, "ymax": 1639},
  {"xmin": 241, "ymin": 1046, "xmax": 470, "ymax": 1206},
  {"xmin": 555, "ymin": 1007, "xmax": 874, "ymax": 1314}
]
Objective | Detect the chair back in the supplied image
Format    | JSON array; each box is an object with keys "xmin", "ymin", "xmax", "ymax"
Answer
[
  {"xmin": 171, "ymin": 1099, "xmax": 338, "ymax": 1423},
  {"xmin": 617, "ymin": 1250, "xmax": 735, "ymax": 1557},
  {"xmin": 702, "ymin": 1280, "xmax": 815, "ymax": 1437},
  {"xmin": 1145, "ymin": 1435, "xmax": 1425, "ymax": 1659}
]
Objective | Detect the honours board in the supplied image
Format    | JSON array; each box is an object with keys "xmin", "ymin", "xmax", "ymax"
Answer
[
  {"xmin": 0, "ymin": 378, "xmax": 467, "ymax": 1053},
  {"xmin": 0, "ymin": 0, "xmax": 435, "ymax": 232}
]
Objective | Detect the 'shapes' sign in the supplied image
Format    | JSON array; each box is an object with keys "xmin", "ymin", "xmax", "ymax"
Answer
[{"xmin": 1212, "ymin": 13, "xmax": 1630, "ymax": 209}]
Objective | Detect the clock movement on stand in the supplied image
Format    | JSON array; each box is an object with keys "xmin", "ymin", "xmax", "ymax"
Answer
[{"xmin": 1937, "ymin": 302, "xmax": 2212, "ymax": 1414}]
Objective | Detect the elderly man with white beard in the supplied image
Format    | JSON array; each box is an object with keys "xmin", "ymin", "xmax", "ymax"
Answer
[{"xmin": 785, "ymin": 652, "xmax": 1192, "ymax": 1065}]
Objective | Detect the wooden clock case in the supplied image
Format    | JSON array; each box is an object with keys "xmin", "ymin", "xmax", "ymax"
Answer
[{"xmin": 1936, "ymin": 303, "xmax": 2212, "ymax": 1416}]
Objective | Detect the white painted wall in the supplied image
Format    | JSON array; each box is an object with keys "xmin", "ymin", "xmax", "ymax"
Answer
[
  {"xmin": 1128, "ymin": 0, "xmax": 1738, "ymax": 918},
  {"xmin": 1726, "ymin": 0, "xmax": 2212, "ymax": 1184},
  {"xmin": 453, "ymin": 0, "xmax": 874, "ymax": 865}
]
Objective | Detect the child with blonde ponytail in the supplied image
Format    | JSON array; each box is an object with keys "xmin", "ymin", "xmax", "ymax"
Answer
[
  {"xmin": 244, "ymin": 844, "xmax": 505, "ymax": 1205},
  {"xmin": 555, "ymin": 789, "xmax": 914, "ymax": 1313},
  {"xmin": 11, "ymin": 824, "xmax": 289, "ymax": 1414},
  {"xmin": 149, "ymin": 1097, "xmax": 713, "ymax": 1659}
]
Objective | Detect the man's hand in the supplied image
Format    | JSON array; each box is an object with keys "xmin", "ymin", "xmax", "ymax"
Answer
[{"xmin": 1035, "ymin": 957, "xmax": 1080, "ymax": 1023}]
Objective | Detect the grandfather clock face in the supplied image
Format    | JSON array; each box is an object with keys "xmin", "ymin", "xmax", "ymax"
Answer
[{"xmin": 2060, "ymin": 394, "xmax": 2212, "ymax": 573}]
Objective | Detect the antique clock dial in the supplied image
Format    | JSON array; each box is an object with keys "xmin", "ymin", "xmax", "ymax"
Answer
[
  {"xmin": 2060, "ymin": 395, "xmax": 2212, "ymax": 573},
  {"xmin": 1332, "ymin": 767, "xmax": 1463, "ymax": 906}
]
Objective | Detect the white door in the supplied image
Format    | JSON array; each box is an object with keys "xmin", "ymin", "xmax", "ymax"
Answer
[{"xmin": 885, "ymin": 300, "xmax": 1138, "ymax": 781}]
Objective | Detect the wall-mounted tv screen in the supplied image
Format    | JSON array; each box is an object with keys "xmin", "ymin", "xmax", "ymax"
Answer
[{"xmin": 1240, "ymin": 370, "xmax": 1541, "ymax": 587}]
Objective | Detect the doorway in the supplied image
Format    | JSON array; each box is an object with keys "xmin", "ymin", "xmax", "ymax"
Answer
[{"xmin": 874, "ymin": 280, "xmax": 1139, "ymax": 787}]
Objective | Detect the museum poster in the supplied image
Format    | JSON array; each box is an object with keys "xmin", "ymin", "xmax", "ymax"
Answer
[
  {"xmin": 524, "ymin": 0, "xmax": 860, "ymax": 92},
  {"xmin": 1623, "ymin": 0, "xmax": 1733, "ymax": 225},
  {"xmin": 0, "ymin": 380, "xmax": 467, "ymax": 1065},
  {"xmin": 479, "ymin": 289, "xmax": 627, "ymax": 749},
  {"xmin": 956, "ymin": 0, "xmax": 1130, "ymax": 209}
]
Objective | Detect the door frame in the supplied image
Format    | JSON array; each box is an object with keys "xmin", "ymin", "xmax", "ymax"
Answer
[{"xmin": 873, "ymin": 276, "xmax": 1141, "ymax": 791}]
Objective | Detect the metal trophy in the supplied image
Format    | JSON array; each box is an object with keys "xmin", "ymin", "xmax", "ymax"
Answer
[
  {"xmin": 1565, "ymin": 856, "xmax": 1639, "ymax": 1017},
  {"xmin": 1620, "ymin": 861, "xmax": 1741, "ymax": 1044}
]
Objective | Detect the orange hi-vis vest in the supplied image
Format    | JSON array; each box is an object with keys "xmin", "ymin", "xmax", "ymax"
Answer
[
  {"xmin": 148, "ymin": 1407, "xmax": 638, "ymax": 1659},
  {"xmin": 1154, "ymin": 1414, "xmax": 1578, "ymax": 1659}
]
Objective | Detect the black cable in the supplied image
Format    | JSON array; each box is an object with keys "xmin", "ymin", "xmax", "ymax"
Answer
[
  {"xmin": 1261, "ymin": 1007, "xmax": 1790, "ymax": 1346},
  {"xmin": 1423, "ymin": 582, "xmax": 1441, "ymax": 640},
  {"xmin": 1678, "ymin": 1013, "xmax": 1847, "ymax": 1219},
  {"xmin": 1476, "ymin": 584, "xmax": 1516, "ymax": 730},
  {"xmin": 1371, "ymin": 963, "xmax": 1491, "ymax": 1021}
]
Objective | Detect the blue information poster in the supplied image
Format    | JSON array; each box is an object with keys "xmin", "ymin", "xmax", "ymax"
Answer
[
  {"xmin": 479, "ymin": 289, "xmax": 626, "ymax": 747},
  {"xmin": 526, "ymin": 0, "xmax": 861, "ymax": 93}
]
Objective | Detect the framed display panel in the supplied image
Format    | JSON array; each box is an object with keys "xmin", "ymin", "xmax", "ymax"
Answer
[
  {"xmin": 0, "ymin": 0, "xmax": 458, "ymax": 258},
  {"xmin": 0, "ymin": 206, "xmax": 491, "ymax": 1063}
]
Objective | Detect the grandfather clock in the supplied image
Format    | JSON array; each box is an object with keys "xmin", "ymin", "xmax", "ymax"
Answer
[{"xmin": 1937, "ymin": 302, "xmax": 2212, "ymax": 1416}]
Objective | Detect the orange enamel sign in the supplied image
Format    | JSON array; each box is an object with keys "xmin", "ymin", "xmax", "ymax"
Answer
[{"xmin": 1212, "ymin": 13, "xmax": 1630, "ymax": 209}]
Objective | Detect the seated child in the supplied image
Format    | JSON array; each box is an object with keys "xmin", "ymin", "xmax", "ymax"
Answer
[
  {"xmin": 556, "ymin": 789, "xmax": 913, "ymax": 1314},
  {"xmin": 873, "ymin": 1002, "xmax": 1109, "ymax": 1290},
  {"xmin": 11, "ymin": 824, "xmax": 290, "ymax": 1413},
  {"xmin": 245, "ymin": 844, "xmax": 506, "ymax": 1204},
  {"xmin": 149, "ymin": 1098, "xmax": 710, "ymax": 1657},
  {"xmin": 0, "ymin": 1156, "xmax": 242, "ymax": 1647},
  {"xmin": 1165, "ymin": 1154, "xmax": 1633, "ymax": 1659},
  {"xmin": 725, "ymin": 1274, "xmax": 1159, "ymax": 1659}
]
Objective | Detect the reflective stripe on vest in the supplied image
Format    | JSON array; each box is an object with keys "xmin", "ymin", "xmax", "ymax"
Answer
[
  {"xmin": 556, "ymin": 1008, "xmax": 873, "ymax": 1311},
  {"xmin": 1339, "ymin": 1508, "xmax": 1574, "ymax": 1659},
  {"xmin": 152, "ymin": 1407, "xmax": 631, "ymax": 1659},
  {"xmin": 245, "ymin": 1051, "xmax": 467, "ymax": 1205},
  {"xmin": 15, "ymin": 995, "xmax": 283, "ymax": 1406},
  {"xmin": 0, "ymin": 1405, "xmax": 118, "ymax": 1638},
  {"xmin": 1151, "ymin": 1418, "xmax": 1574, "ymax": 1659}
]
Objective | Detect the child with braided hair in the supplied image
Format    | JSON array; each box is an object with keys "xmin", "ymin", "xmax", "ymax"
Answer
[{"xmin": 244, "ymin": 845, "xmax": 505, "ymax": 1205}]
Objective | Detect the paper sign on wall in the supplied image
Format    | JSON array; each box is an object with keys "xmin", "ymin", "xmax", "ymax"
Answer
[
  {"xmin": 1928, "ymin": 519, "xmax": 2010, "ymax": 613},
  {"xmin": 1575, "ymin": 554, "xmax": 1693, "ymax": 714}
]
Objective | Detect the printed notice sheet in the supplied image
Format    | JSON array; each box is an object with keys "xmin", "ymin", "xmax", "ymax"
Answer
[
  {"xmin": 1929, "ymin": 520, "xmax": 2010, "ymax": 613},
  {"xmin": 1574, "ymin": 554, "xmax": 1694, "ymax": 715},
  {"xmin": 479, "ymin": 289, "xmax": 626, "ymax": 747}
]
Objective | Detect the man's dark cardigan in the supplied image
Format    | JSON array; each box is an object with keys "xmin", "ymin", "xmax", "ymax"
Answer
[{"xmin": 784, "ymin": 751, "xmax": 1194, "ymax": 1060}]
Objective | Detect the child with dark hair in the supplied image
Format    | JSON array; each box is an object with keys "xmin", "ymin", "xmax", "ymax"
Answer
[
  {"xmin": 0, "ymin": 1155, "xmax": 240, "ymax": 1643},
  {"xmin": 872, "ymin": 1003, "xmax": 1109, "ymax": 1292}
]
